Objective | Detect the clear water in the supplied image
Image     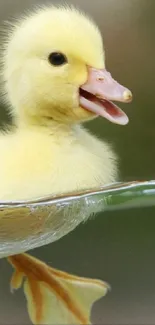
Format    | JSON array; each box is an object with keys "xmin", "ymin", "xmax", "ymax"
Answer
[{"xmin": 0, "ymin": 180, "xmax": 155, "ymax": 258}]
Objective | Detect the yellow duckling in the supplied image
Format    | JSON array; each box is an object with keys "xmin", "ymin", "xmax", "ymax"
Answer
[
  {"xmin": 0, "ymin": 5, "xmax": 132, "ymax": 202},
  {"xmin": 0, "ymin": 5, "xmax": 132, "ymax": 325}
]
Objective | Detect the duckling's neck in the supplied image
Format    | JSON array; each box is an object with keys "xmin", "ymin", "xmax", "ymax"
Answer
[{"xmin": 14, "ymin": 114, "xmax": 79, "ymax": 136}]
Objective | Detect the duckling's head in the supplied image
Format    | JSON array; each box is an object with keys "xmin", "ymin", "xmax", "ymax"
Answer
[{"xmin": 2, "ymin": 6, "xmax": 132, "ymax": 126}]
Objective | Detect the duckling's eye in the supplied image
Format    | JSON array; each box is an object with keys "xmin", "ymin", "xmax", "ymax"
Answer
[{"xmin": 48, "ymin": 52, "xmax": 68, "ymax": 66}]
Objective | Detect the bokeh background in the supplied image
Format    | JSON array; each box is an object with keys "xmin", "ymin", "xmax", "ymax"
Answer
[{"xmin": 0, "ymin": 0, "xmax": 155, "ymax": 324}]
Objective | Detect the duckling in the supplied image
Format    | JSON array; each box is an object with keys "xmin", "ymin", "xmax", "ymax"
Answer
[
  {"xmin": 1, "ymin": 6, "xmax": 133, "ymax": 324},
  {"xmin": 0, "ymin": 5, "xmax": 132, "ymax": 202}
]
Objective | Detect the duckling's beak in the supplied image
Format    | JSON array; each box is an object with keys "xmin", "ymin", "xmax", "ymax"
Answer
[{"xmin": 79, "ymin": 67, "xmax": 132, "ymax": 125}]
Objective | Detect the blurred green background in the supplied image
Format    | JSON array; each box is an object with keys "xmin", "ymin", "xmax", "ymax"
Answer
[{"xmin": 0, "ymin": 0, "xmax": 155, "ymax": 324}]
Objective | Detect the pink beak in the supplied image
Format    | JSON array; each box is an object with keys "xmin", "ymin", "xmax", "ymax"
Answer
[{"xmin": 79, "ymin": 67, "xmax": 132, "ymax": 125}]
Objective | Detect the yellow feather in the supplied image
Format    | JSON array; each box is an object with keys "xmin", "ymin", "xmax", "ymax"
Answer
[{"xmin": 0, "ymin": 5, "xmax": 117, "ymax": 201}]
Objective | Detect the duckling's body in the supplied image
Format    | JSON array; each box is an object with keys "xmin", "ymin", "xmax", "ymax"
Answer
[
  {"xmin": 0, "ymin": 5, "xmax": 132, "ymax": 202},
  {"xmin": 0, "ymin": 124, "xmax": 116, "ymax": 201}
]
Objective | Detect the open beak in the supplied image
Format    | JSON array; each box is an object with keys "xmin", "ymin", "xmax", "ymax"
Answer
[{"xmin": 79, "ymin": 67, "xmax": 132, "ymax": 125}]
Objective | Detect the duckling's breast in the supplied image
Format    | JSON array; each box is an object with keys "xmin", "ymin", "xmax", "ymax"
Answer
[{"xmin": 0, "ymin": 127, "xmax": 117, "ymax": 201}]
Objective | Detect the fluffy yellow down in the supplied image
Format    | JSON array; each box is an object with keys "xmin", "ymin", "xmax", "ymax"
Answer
[{"xmin": 0, "ymin": 5, "xmax": 117, "ymax": 201}]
